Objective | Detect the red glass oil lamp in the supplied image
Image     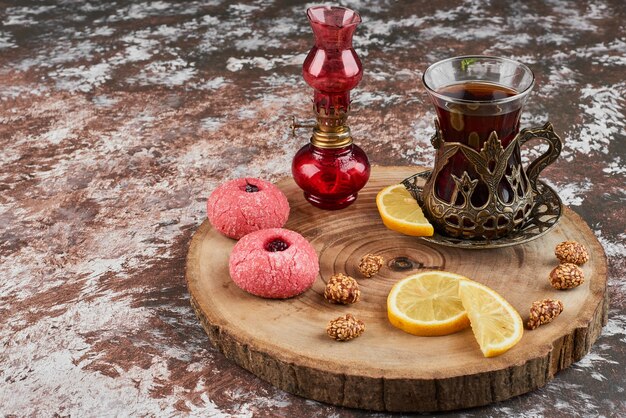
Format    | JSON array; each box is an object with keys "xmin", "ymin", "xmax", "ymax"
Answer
[{"xmin": 291, "ymin": 5, "xmax": 370, "ymax": 210}]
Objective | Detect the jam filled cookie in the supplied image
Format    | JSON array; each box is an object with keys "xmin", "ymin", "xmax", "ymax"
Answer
[
  {"xmin": 207, "ymin": 177, "xmax": 289, "ymax": 239},
  {"xmin": 229, "ymin": 228, "xmax": 319, "ymax": 299}
]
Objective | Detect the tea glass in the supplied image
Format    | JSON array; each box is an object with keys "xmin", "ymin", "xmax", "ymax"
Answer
[{"xmin": 419, "ymin": 56, "xmax": 562, "ymax": 240}]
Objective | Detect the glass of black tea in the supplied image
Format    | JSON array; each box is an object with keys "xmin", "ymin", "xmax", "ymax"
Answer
[{"xmin": 419, "ymin": 56, "xmax": 562, "ymax": 239}]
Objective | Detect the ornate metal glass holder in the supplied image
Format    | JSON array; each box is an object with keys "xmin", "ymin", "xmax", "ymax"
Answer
[
  {"xmin": 403, "ymin": 170, "xmax": 563, "ymax": 249},
  {"xmin": 420, "ymin": 121, "xmax": 562, "ymax": 240}
]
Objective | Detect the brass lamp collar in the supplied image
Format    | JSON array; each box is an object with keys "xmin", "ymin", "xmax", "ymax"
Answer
[{"xmin": 310, "ymin": 126, "xmax": 353, "ymax": 149}]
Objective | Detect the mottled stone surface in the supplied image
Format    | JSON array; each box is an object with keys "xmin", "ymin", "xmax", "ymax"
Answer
[{"xmin": 1, "ymin": 0, "xmax": 624, "ymax": 416}]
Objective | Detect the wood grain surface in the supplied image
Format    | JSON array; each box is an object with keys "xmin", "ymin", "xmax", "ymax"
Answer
[{"xmin": 186, "ymin": 166, "xmax": 608, "ymax": 412}]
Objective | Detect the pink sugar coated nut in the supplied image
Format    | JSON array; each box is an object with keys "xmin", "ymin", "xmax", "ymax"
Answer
[
  {"xmin": 207, "ymin": 177, "xmax": 290, "ymax": 239},
  {"xmin": 228, "ymin": 228, "xmax": 319, "ymax": 299}
]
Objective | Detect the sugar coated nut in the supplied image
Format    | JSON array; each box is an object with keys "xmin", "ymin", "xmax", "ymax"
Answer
[
  {"xmin": 358, "ymin": 254, "xmax": 385, "ymax": 278},
  {"xmin": 207, "ymin": 177, "xmax": 290, "ymax": 239},
  {"xmin": 549, "ymin": 263, "xmax": 584, "ymax": 290},
  {"xmin": 326, "ymin": 314, "xmax": 365, "ymax": 341},
  {"xmin": 324, "ymin": 273, "xmax": 360, "ymax": 304},
  {"xmin": 527, "ymin": 299, "xmax": 564, "ymax": 330},
  {"xmin": 555, "ymin": 241, "xmax": 589, "ymax": 265},
  {"xmin": 228, "ymin": 228, "xmax": 319, "ymax": 299}
]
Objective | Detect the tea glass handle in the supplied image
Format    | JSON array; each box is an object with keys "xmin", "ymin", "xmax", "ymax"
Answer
[{"xmin": 518, "ymin": 122, "xmax": 563, "ymax": 194}]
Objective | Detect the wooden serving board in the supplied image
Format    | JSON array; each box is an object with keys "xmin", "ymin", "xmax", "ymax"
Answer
[{"xmin": 186, "ymin": 166, "xmax": 608, "ymax": 412}]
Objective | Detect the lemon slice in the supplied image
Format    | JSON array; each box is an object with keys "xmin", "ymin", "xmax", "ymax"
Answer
[
  {"xmin": 376, "ymin": 184, "xmax": 434, "ymax": 237},
  {"xmin": 459, "ymin": 280, "xmax": 524, "ymax": 357},
  {"xmin": 387, "ymin": 271, "xmax": 470, "ymax": 336}
]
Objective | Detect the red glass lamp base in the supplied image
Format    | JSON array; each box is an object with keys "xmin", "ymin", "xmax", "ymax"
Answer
[{"xmin": 292, "ymin": 143, "xmax": 370, "ymax": 211}]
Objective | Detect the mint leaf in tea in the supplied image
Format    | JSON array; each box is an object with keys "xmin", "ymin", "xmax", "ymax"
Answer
[{"xmin": 460, "ymin": 58, "xmax": 477, "ymax": 71}]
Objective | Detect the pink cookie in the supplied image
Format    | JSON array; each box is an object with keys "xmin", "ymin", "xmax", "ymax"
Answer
[
  {"xmin": 229, "ymin": 228, "xmax": 319, "ymax": 299},
  {"xmin": 207, "ymin": 177, "xmax": 290, "ymax": 239}
]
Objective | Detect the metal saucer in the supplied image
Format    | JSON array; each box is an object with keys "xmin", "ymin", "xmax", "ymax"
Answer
[{"xmin": 402, "ymin": 170, "xmax": 563, "ymax": 249}]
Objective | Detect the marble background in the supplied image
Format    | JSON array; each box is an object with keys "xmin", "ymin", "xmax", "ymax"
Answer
[{"xmin": 1, "ymin": 0, "xmax": 624, "ymax": 416}]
